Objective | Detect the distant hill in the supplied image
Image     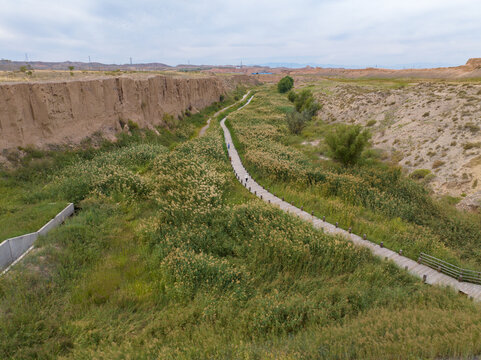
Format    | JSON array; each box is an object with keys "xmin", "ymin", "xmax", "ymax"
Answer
[{"xmin": 0, "ymin": 60, "xmax": 176, "ymax": 71}]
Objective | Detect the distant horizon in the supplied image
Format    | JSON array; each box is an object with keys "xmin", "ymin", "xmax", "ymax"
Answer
[{"xmin": 0, "ymin": 57, "xmax": 469, "ymax": 70}]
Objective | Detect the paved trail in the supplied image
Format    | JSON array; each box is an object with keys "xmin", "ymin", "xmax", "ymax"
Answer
[
  {"xmin": 199, "ymin": 91, "xmax": 251, "ymax": 137},
  {"xmin": 221, "ymin": 96, "xmax": 481, "ymax": 301}
]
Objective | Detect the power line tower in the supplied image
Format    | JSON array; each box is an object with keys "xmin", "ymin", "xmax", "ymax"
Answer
[
  {"xmin": 130, "ymin": 57, "xmax": 132, "ymax": 65},
  {"xmin": 25, "ymin": 53, "xmax": 29, "ymax": 62}
]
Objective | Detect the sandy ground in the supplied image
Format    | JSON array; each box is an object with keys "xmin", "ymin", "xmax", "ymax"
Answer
[{"xmin": 0, "ymin": 69, "xmax": 215, "ymax": 84}]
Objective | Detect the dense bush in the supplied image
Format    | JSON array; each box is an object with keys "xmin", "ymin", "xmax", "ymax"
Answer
[
  {"xmin": 287, "ymin": 89, "xmax": 297, "ymax": 102},
  {"xmin": 325, "ymin": 124, "xmax": 371, "ymax": 166},
  {"xmin": 285, "ymin": 89, "xmax": 321, "ymax": 134},
  {"xmin": 410, "ymin": 169, "xmax": 431, "ymax": 180},
  {"xmin": 277, "ymin": 76, "xmax": 294, "ymax": 93},
  {"xmin": 286, "ymin": 109, "xmax": 310, "ymax": 134},
  {"xmin": 293, "ymin": 89, "xmax": 321, "ymax": 116}
]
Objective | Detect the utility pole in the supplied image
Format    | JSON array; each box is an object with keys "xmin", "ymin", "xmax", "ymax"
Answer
[
  {"xmin": 130, "ymin": 57, "xmax": 132, "ymax": 65},
  {"xmin": 25, "ymin": 53, "xmax": 29, "ymax": 62}
]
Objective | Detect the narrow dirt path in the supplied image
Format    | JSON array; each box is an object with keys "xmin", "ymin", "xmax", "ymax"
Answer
[
  {"xmin": 220, "ymin": 96, "xmax": 481, "ymax": 301},
  {"xmin": 199, "ymin": 91, "xmax": 251, "ymax": 137}
]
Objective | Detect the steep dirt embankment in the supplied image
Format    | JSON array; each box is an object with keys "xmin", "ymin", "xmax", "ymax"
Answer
[{"xmin": 0, "ymin": 74, "xmax": 256, "ymax": 151}]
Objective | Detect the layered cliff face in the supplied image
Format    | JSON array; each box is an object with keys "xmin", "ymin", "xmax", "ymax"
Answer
[{"xmin": 0, "ymin": 74, "xmax": 255, "ymax": 151}]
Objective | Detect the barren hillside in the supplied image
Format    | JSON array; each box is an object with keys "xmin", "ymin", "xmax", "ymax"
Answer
[{"xmin": 310, "ymin": 79, "xmax": 481, "ymax": 201}]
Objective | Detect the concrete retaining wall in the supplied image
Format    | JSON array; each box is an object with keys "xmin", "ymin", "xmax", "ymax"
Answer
[
  {"xmin": 8, "ymin": 232, "xmax": 38, "ymax": 260},
  {"xmin": 0, "ymin": 239, "xmax": 14, "ymax": 271},
  {"xmin": 0, "ymin": 203, "xmax": 74, "ymax": 272},
  {"xmin": 38, "ymin": 203, "xmax": 74, "ymax": 236}
]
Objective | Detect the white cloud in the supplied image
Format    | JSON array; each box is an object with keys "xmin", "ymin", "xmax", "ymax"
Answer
[{"xmin": 0, "ymin": 0, "xmax": 480, "ymax": 66}]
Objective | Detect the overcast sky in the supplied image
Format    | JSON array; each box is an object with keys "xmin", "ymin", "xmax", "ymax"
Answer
[{"xmin": 0, "ymin": 0, "xmax": 480, "ymax": 68}]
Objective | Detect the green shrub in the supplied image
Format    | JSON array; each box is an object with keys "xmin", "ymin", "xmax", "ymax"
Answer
[
  {"xmin": 464, "ymin": 142, "xmax": 481, "ymax": 150},
  {"xmin": 127, "ymin": 120, "xmax": 139, "ymax": 130},
  {"xmin": 410, "ymin": 169, "xmax": 431, "ymax": 180},
  {"xmin": 366, "ymin": 119, "xmax": 377, "ymax": 127},
  {"xmin": 293, "ymin": 89, "xmax": 320, "ymax": 117},
  {"xmin": 277, "ymin": 76, "xmax": 294, "ymax": 93},
  {"xmin": 286, "ymin": 110, "xmax": 310, "ymax": 134},
  {"xmin": 325, "ymin": 125, "xmax": 371, "ymax": 166},
  {"xmin": 464, "ymin": 122, "xmax": 480, "ymax": 133},
  {"xmin": 284, "ymin": 89, "xmax": 321, "ymax": 134},
  {"xmin": 287, "ymin": 90, "xmax": 297, "ymax": 102}
]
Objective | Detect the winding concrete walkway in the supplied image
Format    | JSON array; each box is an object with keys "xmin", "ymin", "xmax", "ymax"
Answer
[
  {"xmin": 221, "ymin": 96, "xmax": 481, "ymax": 301},
  {"xmin": 199, "ymin": 91, "xmax": 251, "ymax": 137}
]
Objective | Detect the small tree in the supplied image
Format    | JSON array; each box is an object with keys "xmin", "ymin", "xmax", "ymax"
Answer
[
  {"xmin": 286, "ymin": 110, "xmax": 310, "ymax": 134},
  {"xmin": 325, "ymin": 125, "xmax": 371, "ymax": 166},
  {"xmin": 68, "ymin": 66, "xmax": 74, "ymax": 71},
  {"xmin": 287, "ymin": 90, "xmax": 297, "ymax": 102},
  {"xmin": 277, "ymin": 76, "xmax": 294, "ymax": 93}
]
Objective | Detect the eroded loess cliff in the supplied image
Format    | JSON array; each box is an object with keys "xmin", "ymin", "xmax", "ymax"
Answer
[{"xmin": 0, "ymin": 74, "xmax": 256, "ymax": 151}]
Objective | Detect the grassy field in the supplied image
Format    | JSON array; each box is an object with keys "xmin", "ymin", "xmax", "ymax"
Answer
[{"xmin": 1, "ymin": 84, "xmax": 481, "ymax": 359}]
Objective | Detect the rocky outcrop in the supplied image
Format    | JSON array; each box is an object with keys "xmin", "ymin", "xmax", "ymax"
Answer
[
  {"xmin": 456, "ymin": 192, "xmax": 481, "ymax": 212},
  {"xmin": 465, "ymin": 58, "xmax": 481, "ymax": 69},
  {"xmin": 0, "ymin": 74, "xmax": 256, "ymax": 151}
]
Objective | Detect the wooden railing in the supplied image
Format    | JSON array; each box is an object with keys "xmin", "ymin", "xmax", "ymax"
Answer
[{"xmin": 419, "ymin": 252, "xmax": 481, "ymax": 284}]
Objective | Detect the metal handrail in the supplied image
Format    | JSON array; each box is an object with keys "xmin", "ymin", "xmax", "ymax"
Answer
[{"xmin": 419, "ymin": 252, "xmax": 481, "ymax": 285}]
